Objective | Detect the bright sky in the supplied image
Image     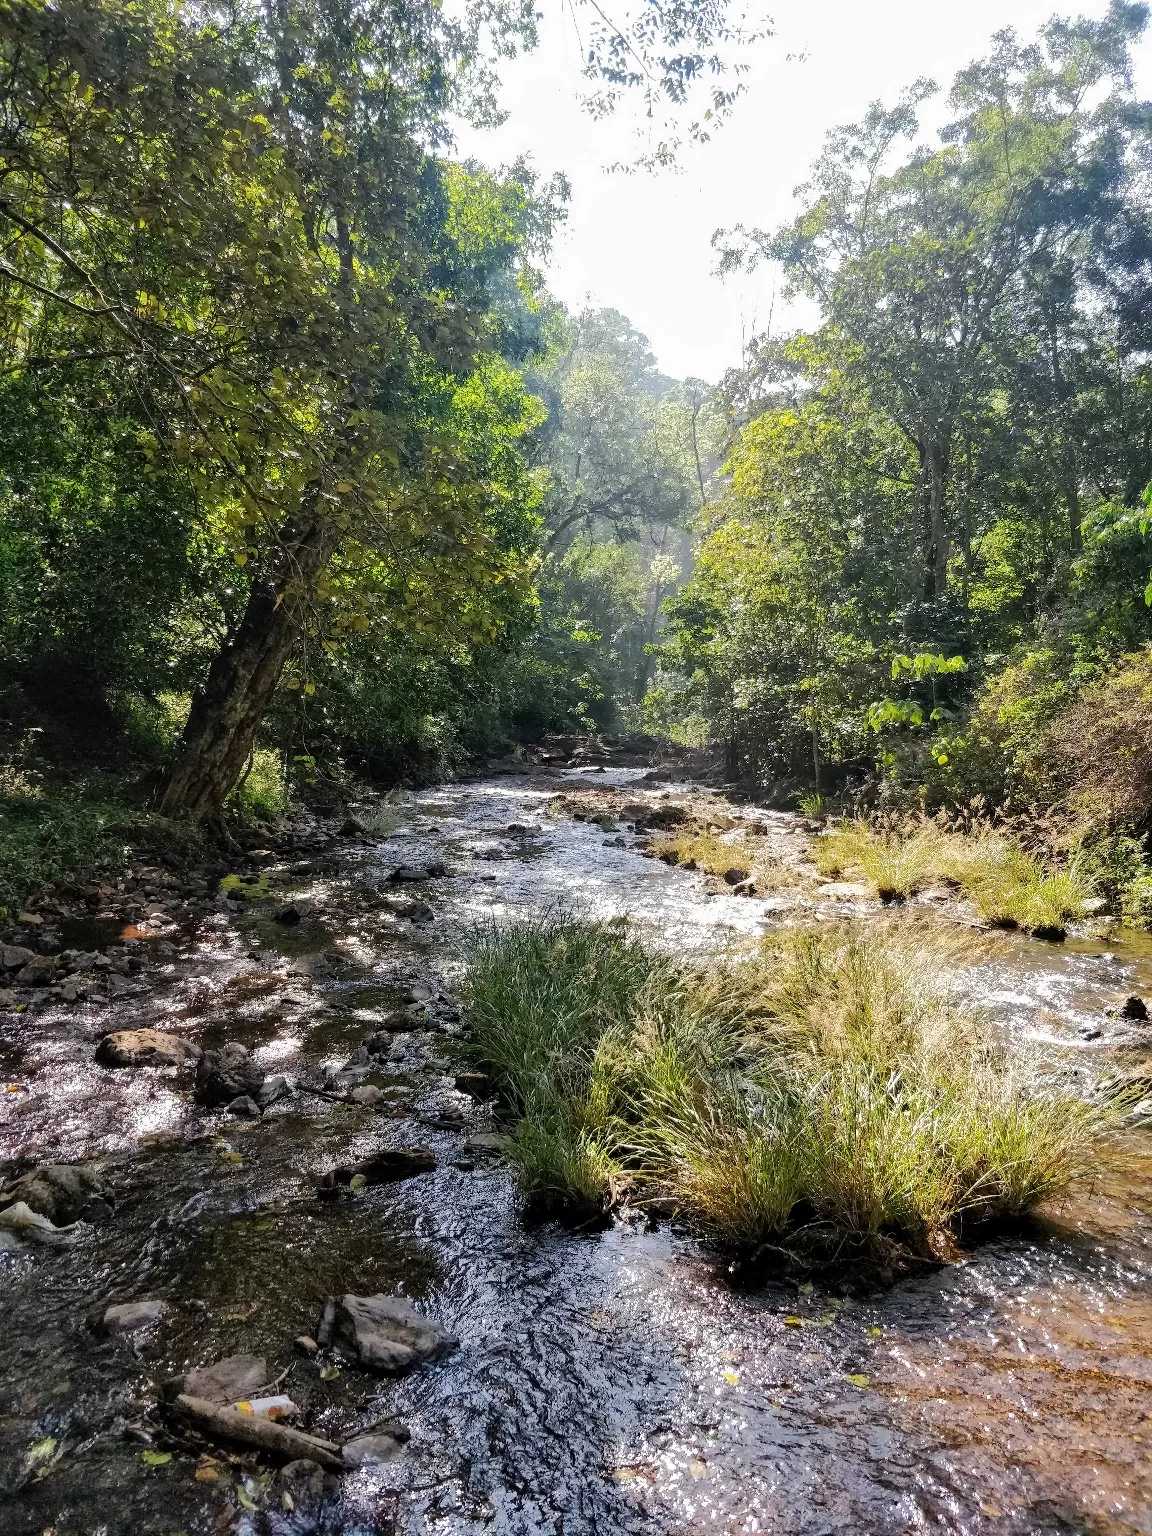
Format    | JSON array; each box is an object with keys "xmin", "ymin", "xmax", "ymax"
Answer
[{"xmin": 454, "ymin": 0, "xmax": 1152, "ymax": 383}]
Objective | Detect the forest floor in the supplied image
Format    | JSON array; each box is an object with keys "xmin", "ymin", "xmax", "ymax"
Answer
[{"xmin": 2, "ymin": 761, "xmax": 1152, "ymax": 1535}]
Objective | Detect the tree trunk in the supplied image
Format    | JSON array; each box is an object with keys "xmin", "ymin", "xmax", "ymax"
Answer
[
  {"xmin": 919, "ymin": 434, "xmax": 950, "ymax": 600},
  {"xmin": 160, "ymin": 506, "xmax": 337, "ymax": 818}
]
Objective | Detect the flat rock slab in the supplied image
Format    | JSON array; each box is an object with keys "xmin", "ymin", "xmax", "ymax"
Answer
[
  {"xmin": 104, "ymin": 1299, "xmax": 167, "ymax": 1333},
  {"xmin": 184, "ymin": 1352, "xmax": 268, "ymax": 1403},
  {"xmin": 5, "ymin": 1164, "xmax": 110, "ymax": 1225},
  {"xmin": 333, "ymin": 1294, "xmax": 457, "ymax": 1374},
  {"xmin": 97, "ymin": 1029, "xmax": 201, "ymax": 1068}
]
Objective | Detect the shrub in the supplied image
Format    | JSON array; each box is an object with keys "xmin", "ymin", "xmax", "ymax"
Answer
[{"xmin": 1043, "ymin": 649, "xmax": 1152, "ymax": 831}]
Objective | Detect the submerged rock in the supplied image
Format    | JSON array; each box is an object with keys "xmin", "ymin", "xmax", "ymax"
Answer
[
  {"xmin": 104, "ymin": 1299, "xmax": 167, "ymax": 1334},
  {"xmin": 330, "ymin": 1294, "xmax": 458, "ymax": 1373},
  {"xmin": 4, "ymin": 1163, "xmax": 111, "ymax": 1225},
  {"xmin": 341, "ymin": 1431, "xmax": 407, "ymax": 1466},
  {"xmin": 96, "ymin": 1029, "xmax": 201, "ymax": 1068},
  {"xmin": 195, "ymin": 1042, "xmax": 265, "ymax": 1107},
  {"xmin": 0, "ymin": 1200, "xmax": 83, "ymax": 1246},
  {"xmin": 184, "ymin": 1353, "xmax": 267, "ymax": 1403}
]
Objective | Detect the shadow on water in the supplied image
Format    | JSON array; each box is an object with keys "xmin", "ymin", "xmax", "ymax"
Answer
[{"xmin": 2, "ymin": 772, "xmax": 1152, "ymax": 1535}]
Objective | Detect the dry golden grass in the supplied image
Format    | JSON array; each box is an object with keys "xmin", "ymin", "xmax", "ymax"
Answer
[{"xmin": 815, "ymin": 821, "xmax": 1092, "ymax": 934}]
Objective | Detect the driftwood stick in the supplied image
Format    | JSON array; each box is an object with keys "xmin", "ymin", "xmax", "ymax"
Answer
[{"xmin": 173, "ymin": 1394, "xmax": 345, "ymax": 1470}]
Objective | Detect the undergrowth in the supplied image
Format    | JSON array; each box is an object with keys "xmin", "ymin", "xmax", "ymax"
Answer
[
  {"xmin": 0, "ymin": 764, "xmax": 203, "ymax": 917},
  {"xmin": 815, "ymin": 821, "xmax": 1092, "ymax": 934},
  {"xmin": 462, "ymin": 916, "xmax": 1111, "ymax": 1262}
]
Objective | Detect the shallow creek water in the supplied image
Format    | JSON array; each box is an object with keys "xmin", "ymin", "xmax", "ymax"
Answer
[{"xmin": 2, "ymin": 769, "xmax": 1152, "ymax": 1536}]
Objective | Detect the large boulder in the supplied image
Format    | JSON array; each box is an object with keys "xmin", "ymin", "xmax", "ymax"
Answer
[
  {"xmin": 0, "ymin": 945, "xmax": 35, "ymax": 971},
  {"xmin": 4, "ymin": 1164, "xmax": 111, "ymax": 1225},
  {"xmin": 96, "ymin": 1029, "xmax": 201, "ymax": 1068},
  {"xmin": 195, "ymin": 1042, "xmax": 265, "ymax": 1107},
  {"xmin": 330, "ymin": 1294, "xmax": 457, "ymax": 1374}
]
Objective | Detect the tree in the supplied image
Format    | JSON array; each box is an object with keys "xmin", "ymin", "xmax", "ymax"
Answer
[
  {"xmin": 721, "ymin": 1, "xmax": 1152, "ymax": 603},
  {"xmin": 0, "ymin": 0, "xmax": 754, "ymax": 815}
]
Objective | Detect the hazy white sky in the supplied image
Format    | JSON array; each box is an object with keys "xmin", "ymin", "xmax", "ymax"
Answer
[{"xmin": 454, "ymin": 0, "xmax": 1152, "ymax": 383}]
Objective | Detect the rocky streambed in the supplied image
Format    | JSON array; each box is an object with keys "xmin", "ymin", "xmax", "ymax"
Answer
[{"xmin": 2, "ymin": 766, "xmax": 1152, "ymax": 1535}]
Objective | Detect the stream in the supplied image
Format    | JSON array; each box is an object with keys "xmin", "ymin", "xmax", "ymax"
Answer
[{"xmin": 2, "ymin": 766, "xmax": 1152, "ymax": 1536}]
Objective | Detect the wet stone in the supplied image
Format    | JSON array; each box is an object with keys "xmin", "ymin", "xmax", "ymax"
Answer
[
  {"xmin": 184, "ymin": 1352, "xmax": 267, "ymax": 1404},
  {"xmin": 96, "ymin": 1029, "xmax": 201, "ymax": 1068},
  {"xmin": 104, "ymin": 1299, "xmax": 166, "ymax": 1334},
  {"xmin": 350, "ymin": 1085, "xmax": 384, "ymax": 1107},
  {"xmin": 0, "ymin": 944, "xmax": 35, "ymax": 971},
  {"xmin": 227, "ymin": 1094, "xmax": 262, "ymax": 1118},
  {"xmin": 4, "ymin": 1163, "xmax": 111, "ymax": 1225},
  {"xmin": 15, "ymin": 954, "xmax": 59, "ymax": 985},
  {"xmin": 341, "ymin": 1432, "xmax": 407, "ymax": 1466},
  {"xmin": 331, "ymin": 1294, "xmax": 458, "ymax": 1374},
  {"xmin": 195, "ymin": 1042, "xmax": 265, "ymax": 1107},
  {"xmin": 1121, "ymin": 994, "xmax": 1149, "ymax": 1021}
]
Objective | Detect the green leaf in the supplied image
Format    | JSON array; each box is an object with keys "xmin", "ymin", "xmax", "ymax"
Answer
[{"xmin": 142, "ymin": 1450, "xmax": 173, "ymax": 1466}]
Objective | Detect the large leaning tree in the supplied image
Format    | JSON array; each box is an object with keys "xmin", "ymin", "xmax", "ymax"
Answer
[{"xmin": 0, "ymin": 0, "xmax": 759, "ymax": 816}]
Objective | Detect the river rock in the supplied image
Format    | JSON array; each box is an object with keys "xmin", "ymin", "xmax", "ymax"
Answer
[
  {"xmin": 97, "ymin": 1029, "xmax": 201, "ymax": 1068},
  {"xmin": 454, "ymin": 1072, "xmax": 491, "ymax": 1098},
  {"xmin": 184, "ymin": 1353, "xmax": 267, "ymax": 1403},
  {"xmin": 349, "ymin": 1085, "xmax": 384, "ymax": 1107},
  {"xmin": 257, "ymin": 1074, "xmax": 291, "ymax": 1108},
  {"xmin": 15, "ymin": 954, "xmax": 59, "ymax": 985},
  {"xmin": 0, "ymin": 945, "xmax": 35, "ymax": 971},
  {"xmin": 104, "ymin": 1299, "xmax": 167, "ymax": 1333},
  {"xmin": 226, "ymin": 1094, "xmax": 262, "ymax": 1118},
  {"xmin": 342, "ymin": 1147, "xmax": 436, "ymax": 1183},
  {"xmin": 381, "ymin": 895, "xmax": 433, "ymax": 921},
  {"xmin": 277, "ymin": 1458, "xmax": 330, "ymax": 1509},
  {"xmin": 1120, "ymin": 994, "xmax": 1149, "ymax": 1021},
  {"xmin": 331, "ymin": 1294, "xmax": 458, "ymax": 1373},
  {"xmin": 341, "ymin": 1432, "xmax": 407, "ymax": 1466},
  {"xmin": 5, "ymin": 1163, "xmax": 111, "ymax": 1225},
  {"xmin": 195, "ymin": 1042, "xmax": 265, "ymax": 1107},
  {"xmin": 0, "ymin": 1200, "xmax": 83, "ymax": 1246},
  {"xmin": 388, "ymin": 863, "xmax": 446, "ymax": 883}
]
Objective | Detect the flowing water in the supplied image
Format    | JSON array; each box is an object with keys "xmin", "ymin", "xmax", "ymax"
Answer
[{"xmin": 2, "ymin": 769, "xmax": 1152, "ymax": 1536}]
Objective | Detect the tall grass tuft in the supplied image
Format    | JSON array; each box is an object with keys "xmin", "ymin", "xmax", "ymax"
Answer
[
  {"xmin": 816, "ymin": 820, "xmax": 1092, "ymax": 934},
  {"xmin": 463, "ymin": 917, "xmax": 1113, "ymax": 1259}
]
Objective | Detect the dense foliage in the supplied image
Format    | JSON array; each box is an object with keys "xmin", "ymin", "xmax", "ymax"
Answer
[{"xmin": 663, "ymin": 3, "xmax": 1152, "ymax": 815}]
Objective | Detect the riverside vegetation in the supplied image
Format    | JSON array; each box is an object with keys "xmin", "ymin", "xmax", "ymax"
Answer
[{"xmin": 462, "ymin": 915, "xmax": 1114, "ymax": 1261}]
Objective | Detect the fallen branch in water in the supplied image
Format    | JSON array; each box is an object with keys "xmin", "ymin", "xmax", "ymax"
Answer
[{"xmin": 172, "ymin": 1395, "xmax": 345, "ymax": 1470}]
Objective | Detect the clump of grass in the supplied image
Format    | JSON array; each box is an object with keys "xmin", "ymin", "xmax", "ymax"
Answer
[
  {"xmin": 463, "ymin": 917, "xmax": 669, "ymax": 1215},
  {"xmin": 463, "ymin": 917, "xmax": 1112, "ymax": 1261},
  {"xmin": 648, "ymin": 825, "xmax": 751, "ymax": 879},
  {"xmin": 816, "ymin": 820, "xmax": 1092, "ymax": 934}
]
